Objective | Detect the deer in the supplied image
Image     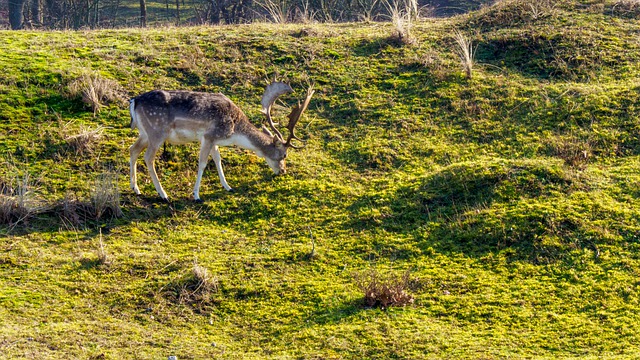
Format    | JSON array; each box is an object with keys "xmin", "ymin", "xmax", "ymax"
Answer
[{"xmin": 128, "ymin": 82, "xmax": 314, "ymax": 202}]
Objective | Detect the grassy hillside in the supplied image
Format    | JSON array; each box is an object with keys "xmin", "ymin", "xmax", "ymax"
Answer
[{"xmin": 2, "ymin": 1, "xmax": 640, "ymax": 358}]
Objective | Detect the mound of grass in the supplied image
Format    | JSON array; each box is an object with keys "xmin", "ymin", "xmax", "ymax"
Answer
[
  {"xmin": 162, "ymin": 261, "xmax": 219, "ymax": 314},
  {"xmin": 466, "ymin": 0, "xmax": 560, "ymax": 30}
]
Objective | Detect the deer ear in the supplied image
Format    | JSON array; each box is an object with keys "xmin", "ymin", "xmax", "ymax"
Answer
[
  {"xmin": 261, "ymin": 125, "xmax": 274, "ymax": 137},
  {"xmin": 273, "ymin": 136, "xmax": 286, "ymax": 150}
]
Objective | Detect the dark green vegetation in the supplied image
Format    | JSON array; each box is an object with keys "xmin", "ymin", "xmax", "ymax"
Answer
[{"xmin": 2, "ymin": 0, "xmax": 640, "ymax": 358}]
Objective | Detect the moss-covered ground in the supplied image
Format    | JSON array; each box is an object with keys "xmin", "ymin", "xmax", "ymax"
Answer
[{"xmin": 2, "ymin": 1, "xmax": 640, "ymax": 358}]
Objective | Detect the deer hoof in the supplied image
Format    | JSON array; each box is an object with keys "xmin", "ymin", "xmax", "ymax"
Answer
[{"xmin": 194, "ymin": 198, "xmax": 204, "ymax": 204}]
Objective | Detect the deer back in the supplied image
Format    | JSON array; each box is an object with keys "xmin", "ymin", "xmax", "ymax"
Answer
[{"xmin": 131, "ymin": 90, "xmax": 247, "ymax": 143}]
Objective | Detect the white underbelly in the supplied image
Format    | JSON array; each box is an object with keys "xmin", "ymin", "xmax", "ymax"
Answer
[{"xmin": 166, "ymin": 128, "xmax": 202, "ymax": 145}]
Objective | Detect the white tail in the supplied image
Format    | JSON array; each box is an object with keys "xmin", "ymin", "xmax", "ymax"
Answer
[{"xmin": 128, "ymin": 82, "xmax": 314, "ymax": 202}]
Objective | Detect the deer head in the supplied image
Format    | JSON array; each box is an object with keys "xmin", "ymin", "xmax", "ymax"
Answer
[{"xmin": 260, "ymin": 82, "xmax": 315, "ymax": 173}]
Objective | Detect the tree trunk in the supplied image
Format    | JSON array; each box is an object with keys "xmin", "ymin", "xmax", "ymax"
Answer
[
  {"xmin": 210, "ymin": 0, "xmax": 220, "ymax": 23},
  {"xmin": 30, "ymin": 0, "xmax": 40, "ymax": 26},
  {"xmin": 139, "ymin": 0, "xmax": 147, "ymax": 26},
  {"xmin": 43, "ymin": 0, "xmax": 59, "ymax": 28},
  {"xmin": 175, "ymin": 0, "xmax": 180, "ymax": 24},
  {"xmin": 9, "ymin": 0, "xmax": 27, "ymax": 29}
]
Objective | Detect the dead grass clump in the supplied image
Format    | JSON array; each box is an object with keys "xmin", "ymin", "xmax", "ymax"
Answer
[
  {"xmin": 96, "ymin": 229, "xmax": 111, "ymax": 266},
  {"xmin": 452, "ymin": 30, "xmax": 476, "ymax": 79},
  {"xmin": 67, "ymin": 74, "xmax": 126, "ymax": 115},
  {"xmin": 544, "ymin": 135, "xmax": 593, "ymax": 168},
  {"xmin": 92, "ymin": 171, "xmax": 122, "ymax": 220},
  {"xmin": 382, "ymin": 0, "xmax": 419, "ymax": 46},
  {"xmin": 54, "ymin": 193, "xmax": 96, "ymax": 225},
  {"xmin": 354, "ymin": 269, "xmax": 415, "ymax": 309},
  {"xmin": 53, "ymin": 171, "xmax": 122, "ymax": 225},
  {"xmin": 63, "ymin": 124, "xmax": 105, "ymax": 156},
  {"xmin": 79, "ymin": 230, "xmax": 111, "ymax": 268},
  {"xmin": 256, "ymin": 0, "xmax": 292, "ymax": 23},
  {"xmin": 164, "ymin": 261, "xmax": 219, "ymax": 314},
  {"xmin": 0, "ymin": 173, "xmax": 46, "ymax": 228}
]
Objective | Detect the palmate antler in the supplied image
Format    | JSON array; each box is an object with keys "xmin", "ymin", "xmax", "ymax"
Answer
[
  {"xmin": 285, "ymin": 86, "xmax": 315, "ymax": 149},
  {"xmin": 261, "ymin": 82, "xmax": 314, "ymax": 148},
  {"xmin": 261, "ymin": 82, "xmax": 292, "ymax": 143}
]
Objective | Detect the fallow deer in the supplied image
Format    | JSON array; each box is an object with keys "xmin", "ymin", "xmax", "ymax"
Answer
[{"xmin": 128, "ymin": 82, "xmax": 314, "ymax": 202}]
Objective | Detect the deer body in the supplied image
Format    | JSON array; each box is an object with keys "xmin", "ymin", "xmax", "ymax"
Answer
[{"xmin": 128, "ymin": 83, "xmax": 312, "ymax": 202}]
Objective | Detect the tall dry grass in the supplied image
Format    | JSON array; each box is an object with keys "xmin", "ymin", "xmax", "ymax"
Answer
[
  {"xmin": 67, "ymin": 73, "xmax": 126, "ymax": 115},
  {"xmin": 453, "ymin": 30, "xmax": 476, "ymax": 79}
]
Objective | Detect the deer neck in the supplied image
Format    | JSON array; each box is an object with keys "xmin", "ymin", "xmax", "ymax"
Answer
[{"xmin": 229, "ymin": 120, "xmax": 277, "ymax": 159}]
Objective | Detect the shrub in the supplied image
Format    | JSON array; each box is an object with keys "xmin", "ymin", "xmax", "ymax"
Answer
[{"xmin": 353, "ymin": 269, "xmax": 415, "ymax": 309}]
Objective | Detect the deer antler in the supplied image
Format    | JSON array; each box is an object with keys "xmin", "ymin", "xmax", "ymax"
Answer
[
  {"xmin": 284, "ymin": 86, "xmax": 315, "ymax": 149},
  {"xmin": 261, "ymin": 82, "xmax": 293, "ymax": 143}
]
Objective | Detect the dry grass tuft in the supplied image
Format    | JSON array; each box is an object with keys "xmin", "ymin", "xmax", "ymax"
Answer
[
  {"xmin": 92, "ymin": 171, "xmax": 122, "ymax": 220},
  {"xmin": 353, "ymin": 269, "xmax": 415, "ymax": 309},
  {"xmin": 63, "ymin": 124, "xmax": 105, "ymax": 156},
  {"xmin": 163, "ymin": 260, "xmax": 219, "ymax": 313},
  {"xmin": 67, "ymin": 74, "xmax": 126, "ymax": 115},
  {"xmin": 384, "ymin": 0, "xmax": 418, "ymax": 46},
  {"xmin": 0, "ymin": 172, "xmax": 46, "ymax": 228},
  {"xmin": 544, "ymin": 135, "xmax": 593, "ymax": 168},
  {"xmin": 78, "ymin": 230, "xmax": 111, "ymax": 268},
  {"xmin": 55, "ymin": 193, "xmax": 98, "ymax": 226},
  {"xmin": 96, "ymin": 229, "xmax": 110, "ymax": 266},
  {"xmin": 54, "ymin": 171, "xmax": 123, "ymax": 224},
  {"xmin": 452, "ymin": 30, "xmax": 476, "ymax": 79},
  {"xmin": 53, "ymin": 188, "xmax": 121, "ymax": 226}
]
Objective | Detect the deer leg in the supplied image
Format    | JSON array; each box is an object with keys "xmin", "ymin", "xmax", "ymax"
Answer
[
  {"xmin": 143, "ymin": 142, "xmax": 168, "ymax": 201},
  {"xmin": 129, "ymin": 137, "xmax": 148, "ymax": 195},
  {"xmin": 193, "ymin": 138, "xmax": 216, "ymax": 202},
  {"xmin": 211, "ymin": 145, "xmax": 233, "ymax": 192}
]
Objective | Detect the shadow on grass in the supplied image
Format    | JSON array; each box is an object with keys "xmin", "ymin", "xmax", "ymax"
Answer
[
  {"xmin": 308, "ymin": 298, "xmax": 368, "ymax": 325},
  {"xmin": 343, "ymin": 159, "xmax": 614, "ymax": 264},
  {"xmin": 1, "ymin": 163, "xmax": 294, "ymax": 238}
]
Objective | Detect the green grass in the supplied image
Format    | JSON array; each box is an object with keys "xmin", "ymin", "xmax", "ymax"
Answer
[{"xmin": 2, "ymin": 1, "xmax": 640, "ymax": 358}]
